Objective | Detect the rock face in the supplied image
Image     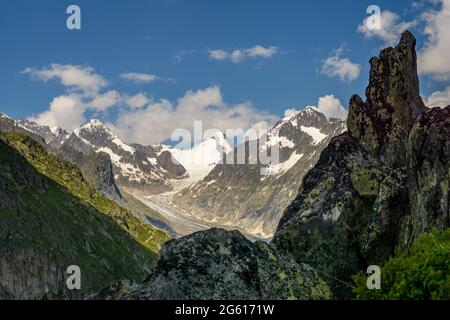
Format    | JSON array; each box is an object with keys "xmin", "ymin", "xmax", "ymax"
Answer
[
  {"xmin": 92, "ymin": 228, "xmax": 331, "ymax": 300},
  {"xmin": 0, "ymin": 133, "xmax": 159, "ymax": 299},
  {"xmin": 273, "ymin": 31, "xmax": 449, "ymax": 298},
  {"xmin": 174, "ymin": 109, "xmax": 346, "ymax": 238},
  {"xmin": 81, "ymin": 151, "xmax": 123, "ymax": 201}
]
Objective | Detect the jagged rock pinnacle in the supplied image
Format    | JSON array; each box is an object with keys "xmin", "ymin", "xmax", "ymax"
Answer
[{"xmin": 347, "ymin": 30, "xmax": 426, "ymax": 167}]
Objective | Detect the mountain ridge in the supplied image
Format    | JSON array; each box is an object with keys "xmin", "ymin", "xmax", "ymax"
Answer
[{"xmin": 0, "ymin": 131, "xmax": 163, "ymax": 299}]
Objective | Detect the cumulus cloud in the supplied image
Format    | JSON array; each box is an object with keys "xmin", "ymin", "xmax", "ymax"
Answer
[
  {"xmin": 357, "ymin": 1, "xmax": 450, "ymax": 81},
  {"xmin": 314, "ymin": 95, "xmax": 348, "ymax": 119},
  {"xmin": 89, "ymin": 90, "xmax": 121, "ymax": 111},
  {"xmin": 125, "ymin": 93, "xmax": 151, "ymax": 108},
  {"xmin": 109, "ymin": 86, "xmax": 279, "ymax": 145},
  {"xmin": 208, "ymin": 45, "xmax": 278, "ymax": 63},
  {"xmin": 321, "ymin": 47, "xmax": 361, "ymax": 82},
  {"xmin": 22, "ymin": 64, "xmax": 107, "ymax": 97},
  {"xmin": 357, "ymin": 10, "xmax": 418, "ymax": 46},
  {"xmin": 418, "ymin": 0, "xmax": 450, "ymax": 80},
  {"xmin": 424, "ymin": 87, "xmax": 450, "ymax": 108},
  {"xmin": 287, "ymin": 95, "xmax": 348, "ymax": 121},
  {"xmin": 23, "ymin": 64, "xmax": 122, "ymax": 130},
  {"xmin": 29, "ymin": 95, "xmax": 86, "ymax": 131}
]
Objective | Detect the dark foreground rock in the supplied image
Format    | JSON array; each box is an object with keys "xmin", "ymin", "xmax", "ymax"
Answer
[{"xmin": 91, "ymin": 228, "xmax": 330, "ymax": 300}]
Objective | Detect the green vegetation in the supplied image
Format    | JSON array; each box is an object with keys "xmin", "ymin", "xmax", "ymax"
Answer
[
  {"xmin": 353, "ymin": 229, "xmax": 450, "ymax": 300},
  {"xmin": 0, "ymin": 135, "xmax": 159, "ymax": 298},
  {"xmin": 0, "ymin": 132, "xmax": 171, "ymax": 253}
]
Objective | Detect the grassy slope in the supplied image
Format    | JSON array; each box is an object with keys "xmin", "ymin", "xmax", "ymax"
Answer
[
  {"xmin": 0, "ymin": 132, "xmax": 171, "ymax": 253},
  {"xmin": 0, "ymin": 136, "xmax": 157, "ymax": 298}
]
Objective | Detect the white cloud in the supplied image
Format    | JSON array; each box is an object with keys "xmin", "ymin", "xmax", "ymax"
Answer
[
  {"xmin": 230, "ymin": 50, "xmax": 245, "ymax": 63},
  {"xmin": 283, "ymin": 95, "xmax": 348, "ymax": 121},
  {"xmin": 283, "ymin": 108, "xmax": 301, "ymax": 119},
  {"xmin": 22, "ymin": 64, "xmax": 106, "ymax": 97},
  {"xmin": 24, "ymin": 66, "xmax": 278, "ymax": 140},
  {"xmin": 120, "ymin": 72, "xmax": 160, "ymax": 83},
  {"xmin": 89, "ymin": 90, "xmax": 121, "ymax": 111},
  {"xmin": 29, "ymin": 95, "xmax": 86, "ymax": 131},
  {"xmin": 357, "ymin": 10, "xmax": 418, "ymax": 46},
  {"xmin": 418, "ymin": 0, "xmax": 450, "ymax": 80},
  {"xmin": 125, "ymin": 93, "xmax": 151, "ymax": 109},
  {"xmin": 321, "ymin": 47, "xmax": 361, "ymax": 82},
  {"xmin": 109, "ymin": 86, "xmax": 279, "ymax": 145},
  {"xmin": 245, "ymin": 45, "xmax": 278, "ymax": 58},
  {"xmin": 208, "ymin": 45, "xmax": 278, "ymax": 63},
  {"xmin": 209, "ymin": 50, "xmax": 229, "ymax": 61},
  {"xmin": 314, "ymin": 95, "xmax": 348, "ymax": 120},
  {"xmin": 424, "ymin": 87, "xmax": 450, "ymax": 108},
  {"xmin": 24, "ymin": 64, "xmax": 122, "ymax": 129},
  {"xmin": 357, "ymin": 1, "xmax": 450, "ymax": 80}
]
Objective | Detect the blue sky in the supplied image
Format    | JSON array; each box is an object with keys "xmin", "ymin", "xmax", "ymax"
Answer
[{"xmin": 0, "ymin": 0, "xmax": 449, "ymax": 144}]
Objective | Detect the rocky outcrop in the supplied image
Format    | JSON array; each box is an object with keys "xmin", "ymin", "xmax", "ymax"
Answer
[
  {"xmin": 273, "ymin": 31, "xmax": 449, "ymax": 298},
  {"xmin": 81, "ymin": 151, "xmax": 123, "ymax": 201},
  {"xmin": 91, "ymin": 228, "xmax": 331, "ymax": 300}
]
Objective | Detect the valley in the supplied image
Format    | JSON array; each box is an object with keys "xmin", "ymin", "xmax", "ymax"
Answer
[{"xmin": 133, "ymin": 171, "xmax": 271, "ymax": 241}]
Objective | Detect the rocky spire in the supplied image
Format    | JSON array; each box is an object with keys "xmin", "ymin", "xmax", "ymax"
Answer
[{"xmin": 348, "ymin": 31, "xmax": 426, "ymax": 167}]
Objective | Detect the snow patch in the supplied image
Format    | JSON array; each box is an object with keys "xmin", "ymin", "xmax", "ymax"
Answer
[
  {"xmin": 262, "ymin": 153, "xmax": 304, "ymax": 176},
  {"xmin": 269, "ymin": 135, "xmax": 295, "ymax": 149},
  {"xmin": 97, "ymin": 147, "xmax": 122, "ymax": 163},
  {"xmin": 300, "ymin": 126, "xmax": 327, "ymax": 145},
  {"xmin": 112, "ymin": 137, "xmax": 135, "ymax": 154}
]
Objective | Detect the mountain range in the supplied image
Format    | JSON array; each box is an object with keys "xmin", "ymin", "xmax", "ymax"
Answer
[
  {"xmin": 174, "ymin": 108, "xmax": 346, "ymax": 238},
  {"xmin": 11, "ymin": 97, "xmax": 346, "ymax": 239},
  {"xmin": 0, "ymin": 31, "xmax": 448, "ymax": 300}
]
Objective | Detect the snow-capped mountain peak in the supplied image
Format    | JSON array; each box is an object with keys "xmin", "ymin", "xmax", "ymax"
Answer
[
  {"xmin": 73, "ymin": 119, "xmax": 136, "ymax": 155},
  {"xmin": 171, "ymin": 134, "xmax": 233, "ymax": 181},
  {"xmin": 173, "ymin": 109, "xmax": 347, "ymax": 238}
]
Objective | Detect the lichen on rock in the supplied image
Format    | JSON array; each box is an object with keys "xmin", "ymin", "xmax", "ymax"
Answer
[
  {"xmin": 91, "ymin": 228, "xmax": 331, "ymax": 300},
  {"xmin": 273, "ymin": 31, "xmax": 449, "ymax": 298}
]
